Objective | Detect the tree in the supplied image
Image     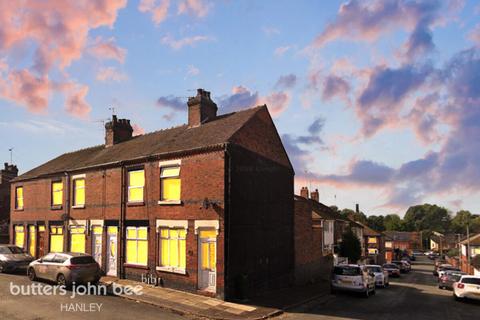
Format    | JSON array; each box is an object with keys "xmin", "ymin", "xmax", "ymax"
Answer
[
  {"xmin": 384, "ymin": 214, "xmax": 405, "ymax": 231},
  {"xmin": 339, "ymin": 229, "xmax": 362, "ymax": 263},
  {"xmin": 367, "ymin": 215, "xmax": 385, "ymax": 232},
  {"xmin": 404, "ymin": 204, "xmax": 450, "ymax": 233}
]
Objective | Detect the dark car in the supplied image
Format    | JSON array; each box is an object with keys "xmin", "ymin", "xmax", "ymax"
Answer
[
  {"xmin": 392, "ymin": 260, "xmax": 410, "ymax": 273},
  {"xmin": 383, "ymin": 263, "xmax": 401, "ymax": 277},
  {"xmin": 0, "ymin": 245, "xmax": 34, "ymax": 273},
  {"xmin": 439, "ymin": 271, "xmax": 467, "ymax": 290}
]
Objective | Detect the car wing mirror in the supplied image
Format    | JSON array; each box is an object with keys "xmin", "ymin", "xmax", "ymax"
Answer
[{"xmin": 38, "ymin": 259, "xmax": 43, "ymax": 263}]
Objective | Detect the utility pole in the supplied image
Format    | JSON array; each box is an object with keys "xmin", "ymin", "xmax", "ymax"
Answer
[{"xmin": 467, "ymin": 223, "xmax": 471, "ymax": 274}]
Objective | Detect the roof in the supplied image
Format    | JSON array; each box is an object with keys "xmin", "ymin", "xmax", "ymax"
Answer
[
  {"xmin": 15, "ymin": 106, "xmax": 267, "ymax": 182},
  {"xmin": 383, "ymin": 231, "xmax": 419, "ymax": 242},
  {"xmin": 460, "ymin": 233, "xmax": 480, "ymax": 246},
  {"xmin": 294, "ymin": 195, "xmax": 340, "ymax": 220}
]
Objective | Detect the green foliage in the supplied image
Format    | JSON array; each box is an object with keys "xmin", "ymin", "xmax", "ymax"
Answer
[
  {"xmin": 339, "ymin": 229, "xmax": 362, "ymax": 263},
  {"xmin": 384, "ymin": 214, "xmax": 405, "ymax": 231},
  {"xmin": 403, "ymin": 204, "xmax": 450, "ymax": 232},
  {"xmin": 446, "ymin": 248, "xmax": 459, "ymax": 258},
  {"xmin": 367, "ymin": 215, "xmax": 385, "ymax": 232}
]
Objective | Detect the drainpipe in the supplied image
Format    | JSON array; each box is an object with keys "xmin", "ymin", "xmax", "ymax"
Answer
[
  {"xmin": 119, "ymin": 163, "xmax": 126, "ymax": 279},
  {"xmin": 224, "ymin": 143, "xmax": 232, "ymax": 299},
  {"xmin": 64, "ymin": 172, "xmax": 70, "ymax": 251}
]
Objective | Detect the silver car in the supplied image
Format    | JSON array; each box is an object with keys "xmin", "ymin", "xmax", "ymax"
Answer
[
  {"xmin": 0, "ymin": 245, "xmax": 34, "ymax": 273},
  {"xmin": 28, "ymin": 252, "xmax": 100, "ymax": 287},
  {"xmin": 366, "ymin": 264, "xmax": 389, "ymax": 288},
  {"xmin": 331, "ymin": 264, "xmax": 376, "ymax": 297}
]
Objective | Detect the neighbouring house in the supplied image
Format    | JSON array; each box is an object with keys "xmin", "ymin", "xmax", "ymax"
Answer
[
  {"xmin": 0, "ymin": 163, "xmax": 18, "ymax": 243},
  {"xmin": 356, "ymin": 222, "xmax": 385, "ymax": 265},
  {"xmin": 10, "ymin": 89, "xmax": 295, "ymax": 300},
  {"xmin": 459, "ymin": 234, "xmax": 480, "ymax": 275},
  {"xmin": 383, "ymin": 231, "xmax": 422, "ymax": 257},
  {"xmin": 430, "ymin": 232, "xmax": 459, "ymax": 254},
  {"xmin": 384, "ymin": 234, "xmax": 394, "ymax": 262},
  {"xmin": 293, "ymin": 187, "xmax": 336, "ymax": 284}
]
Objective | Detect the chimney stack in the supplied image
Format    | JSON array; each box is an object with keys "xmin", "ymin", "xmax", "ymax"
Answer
[
  {"xmin": 187, "ymin": 88, "xmax": 218, "ymax": 127},
  {"xmin": 300, "ymin": 186, "xmax": 309, "ymax": 199},
  {"xmin": 105, "ymin": 115, "xmax": 133, "ymax": 147},
  {"xmin": 310, "ymin": 189, "xmax": 319, "ymax": 202},
  {"xmin": 0, "ymin": 162, "xmax": 18, "ymax": 184}
]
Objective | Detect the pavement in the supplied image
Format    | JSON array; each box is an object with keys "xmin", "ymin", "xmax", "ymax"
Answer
[
  {"xmin": 99, "ymin": 276, "xmax": 331, "ymax": 320},
  {"xmin": 282, "ymin": 256, "xmax": 480, "ymax": 320}
]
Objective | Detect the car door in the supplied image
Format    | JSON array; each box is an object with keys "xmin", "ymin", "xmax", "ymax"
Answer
[
  {"xmin": 50, "ymin": 254, "xmax": 68, "ymax": 281},
  {"xmin": 36, "ymin": 253, "xmax": 55, "ymax": 280}
]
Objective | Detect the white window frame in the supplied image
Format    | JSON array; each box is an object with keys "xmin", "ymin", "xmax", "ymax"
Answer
[
  {"xmin": 126, "ymin": 226, "xmax": 148, "ymax": 266},
  {"xmin": 128, "ymin": 169, "xmax": 145, "ymax": 203},
  {"xmin": 15, "ymin": 186, "xmax": 24, "ymax": 210},
  {"xmin": 72, "ymin": 174, "xmax": 86, "ymax": 208},
  {"xmin": 158, "ymin": 160, "xmax": 182, "ymax": 205},
  {"xmin": 156, "ymin": 220, "xmax": 188, "ymax": 274}
]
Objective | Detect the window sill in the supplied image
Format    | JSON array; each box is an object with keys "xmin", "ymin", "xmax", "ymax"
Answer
[
  {"xmin": 14, "ymin": 208, "xmax": 24, "ymax": 212},
  {"xmin": 156, "ymin": 266, "xmax": 186, "ymax": 275},
  {"xmin": 123, "ymin": 263, "xmax": 149, "ymax": 270},
  {"xmin": 158, "ymin": 200, "xmax": 182, "ymax": 205},
  {"xmin": 72, "ymin": 205, "xmax": 85, "ymax": 209},
  {"xmin": 127, "ymin": 202, "xmax": 145, "ymax": 207},
  {"xmin": 51, "ymin": 205, "xmax": 63, "ymax": 210}
]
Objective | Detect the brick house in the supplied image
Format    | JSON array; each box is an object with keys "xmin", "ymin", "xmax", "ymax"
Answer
[
  {"xmin": 0, "ymin": 163, "xmax": 18, "ymax": 243},
  {"xmin": 459, "ymin": 234, "xmax": 480, "ymax": 275},
  {"xmin": 356, "ymin": 222, "xmax": 385, "ymax": 265},
  {"xmin": 293, "ymin": 188, "xmax": 337, "ymax": 284},
  {"xmin": 383, "ymin": 231, "xmax": 422, "ymax": 258},
  {"xmin": 10, "ymin": 89, "xmax": 294, "ymax": 300}
]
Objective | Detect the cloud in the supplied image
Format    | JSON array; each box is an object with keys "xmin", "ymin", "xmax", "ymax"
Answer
[
  {"xmin": 262, "ymin": 26, "xmax": 280, "ymax": 36},
  {"xmin": 469, "ymin": 24, "xmax": 480, "ymax": 47},
  {"xmin": 0, "ymin": 0, "xmax": 127, "ymax": 116},
  {"xmin": 274, "ymin": 46, "xmax": 291, "ymax": 56},
  {"xmin": 321, "ymin": 160, "xmax": 395, "ymax": 186},
  {"xmin": 96, "ymin": 67, "xmax": 128, "ymax": 82},
  {"xmin": 138, "ymin": 0, "xmax": 170, "ymax": 25},
  {"xmin": 321, "ymin": 74, "xmax": 351, "ymax": 101},
  {"xmin": 274, "ymin": 74, "xmax": 297, "ymax": 90},
  {"xmin": 89, "ymin": 37, "xmax": 127, "ymax": 63},
  {"xmin": 177, "ymin": 0, "xmax": 211, "ymax": 18},
  {"xmin": 161, "ymin": 34, "xmax": 214, "ymax": 50},
  {"xmin": 132, "ymin": 124, "xmax": 145, "ymax": 136},
  {"xmin": 187, "ymin": 65, "xmax": 200, "ymax": 76},
  {"xmin": 156, "ymin": 95, "xmax": 186, "ymax": 111}
]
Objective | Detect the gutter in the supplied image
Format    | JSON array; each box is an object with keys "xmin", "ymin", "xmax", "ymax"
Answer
[{"xmin": 64, "ymin": 171, "xmax": 70, "ymax": 251}]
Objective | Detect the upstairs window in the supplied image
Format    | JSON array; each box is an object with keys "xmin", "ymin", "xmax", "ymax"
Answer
[
  {"xmin": 128, "ymin": 170, "xmax": 145, "ymax": 203},
  {"xmin": 15, "ymin": 186, "xmax": 24, "ymax": 210},
  {"xmin": 52, "ymin": 181, "xmax": 63, "ymax": 206},
  {"xmin": 73, "ymin": 178, "xmax": 85, "ymax": 207},
  {"xmin": 160, "ymin": 166, "xmax": 181, "ymax": 202},
  {"xmin": 368, "ymin": 237, "xmax": 377, "ymax": 244}
]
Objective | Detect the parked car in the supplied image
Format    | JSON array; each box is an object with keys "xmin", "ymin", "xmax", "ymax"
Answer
[
  {"xmin": 365, "ymin": 265, "xmax": 389, "ymax": 288},
  {"xmin": 439, "ymin": 271, "xmax": 467, "ymax": 290},
  {"xmin": 428, "ymin": 252, "xmax": 440, "ymax": 260},
  {"xmin": 383, "ymin": 263, "xmax": 401, "ymax": 277},
  {"xmin": 453, "ymin": 276, "xmax": 480, "ymax": 301},
  {"xmin": 433, "ymin": 263, "xmax": 452, "ymax": 276},
  {"xmin": 392, "ymin": 260, "xmax": 410, "ymax": 273},
  {"xmin": 412, "ymin": 250, "xmax": 424, "ymax": 257},
  {"xmin": 0, "ymin": 244, "xmax": 34, "ymax": 273},
  {"xmin": 437, "ymin": 266, "xmax": 461, "ymax": 279},
  {"xmin": 331, "ymin": 264, "xmax": 376, "ymax": 297},
  {"xmin": 28, "ymin": 252, "xmax": 100, "ymax": 287}
]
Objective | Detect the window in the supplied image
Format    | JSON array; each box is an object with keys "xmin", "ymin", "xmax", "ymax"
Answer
[
  {"xmin": 160, "ymin": 166, "xmax": 181, "ymax": 202},
  {"xmin": 52, "ymin": 181, "xmax": 63, "ymax": 206},
  {"xmin": 159, "ymin": 228, "xmax": 186, "ymax": 272},
  {"xmin": 70, "ymin": 226, "xmax": 86, "ymax": 253},
  {"xmin": 73, "ymin": 178, "xmax": 85, "ymax": 207},
  {"xmin": 15, "ymin": 187, "xmax": 24, "ymax": 210},
  {"xmin": 50, "ymin": 226, "xmax": 64, "ymax": 253},
  {"xmin": 368, "ymin": 237, "xmax": 377, "ymax": 244},
  {"xmin": 199, "ymin": 230, "xmax": 216, "ymax": 271},
  {"xmin": 385, "ymin": 241, "xmax": 392, "ymax": 248},
  {"xmin": 126, "ymin": 227, "xmax": 148, "ymax": 265},
  {"xmin": 28, "ymin": 225, "xmax": 36, "ymax": 257},
  {"xmin": 14, "ymin": 225, "xmax": 24, "ymax": 248},
  {"xmin": 128, "ymin": 170, "xmax": 145, "ymax": 203}
]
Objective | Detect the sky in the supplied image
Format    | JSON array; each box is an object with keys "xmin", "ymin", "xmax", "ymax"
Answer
[{"xmin": 1, "ymin": 0, "xmax": 480, "ymax": 216}]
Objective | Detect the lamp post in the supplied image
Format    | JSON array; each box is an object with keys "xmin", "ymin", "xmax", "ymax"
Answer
[{"xmin": 467, "ymin": 222, "xmax": 471, "ymax": 274}]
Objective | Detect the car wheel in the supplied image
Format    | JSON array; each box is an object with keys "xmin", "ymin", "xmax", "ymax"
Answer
[
  {"xmin": 57, "ymin": 274, "xmax": 68, "ymax": 287},
  {"xmin": 364, "ymin": 287, "xmax": 370, "ymax": 298},
  {"xmin": 384, "ymin": 282, "xmax": 389, "ymax": 288},
  {"xmin": 454, "ymin": 293, "xmax": 461, "ymax": 301},
  {"xmin": 28, "ymin": 268, "xmax": 37, "ymax": 281}
]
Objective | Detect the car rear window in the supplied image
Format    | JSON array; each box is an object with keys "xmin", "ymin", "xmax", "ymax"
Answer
[
  {"xmin": 70, "ymin": 256, "xmax": 96, "ymax": 264},
  {"xmin": 333, "ymin": 266, "xmax": 361, "ymax": 276},
  {"xmin": 0, "ymin": 246, "xmax": 25, "ymax": 254},
  {"xmin": 367, "ymin": 267, "xmax": 382, "ymax": 273},
  {"xmin": 462, "ymin": 278, "xmax": 480, "ymax": 285},
  {"xmin": 384, "ymin": 264, "xmax": 398, "ymax": 269}
]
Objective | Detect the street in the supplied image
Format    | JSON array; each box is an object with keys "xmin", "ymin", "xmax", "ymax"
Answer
[
  {"xmin": 0, "ymin": 272, "xmax": 185, "ymax": 320},
  {"xmin": 285, "ymin": 256, "xmax": 480, "ymax": 320}
]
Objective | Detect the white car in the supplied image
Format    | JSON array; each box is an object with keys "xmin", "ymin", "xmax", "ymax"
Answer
[
  {"xmin": 453, "ymin": 275, "xmax": 480, "ymax": 301},
  {"xmin": 365, "ymin": 265, "xmax": 389, "ymax": 288},
  {"xmin": 438, "ymin": 266, "xmax": 461, "ymax": 279},
  {"xmin": 331, "ymin": 264, "xmax": 376, "ymax": 297}
]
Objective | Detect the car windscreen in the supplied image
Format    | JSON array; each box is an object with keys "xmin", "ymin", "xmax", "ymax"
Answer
[
  {"xmin": 70, "ymin": 256, "xmax": 96, "ymax": 264},
  {"xmin": 333, "ymin": 266, "xmax": 361, "ymax": 276},
  {"xmin": 384, "ymin": 264, "xmax": 398, "ymax": 269},
  {"xmin": 3, "ymin": 246, "xmax": 25, "ymax": 254},
  {"xmin": 367, "ymin": 267, "xmax": 382, "ymax": 273},
  {"xmin": 462, "ymin": 278, "xmax": 480, "ymax": 285}
]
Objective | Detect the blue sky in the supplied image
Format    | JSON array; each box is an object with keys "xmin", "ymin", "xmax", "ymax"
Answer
[{"xmin": 1, "ymin": 0, "xmax": 480, "ymax": 216}]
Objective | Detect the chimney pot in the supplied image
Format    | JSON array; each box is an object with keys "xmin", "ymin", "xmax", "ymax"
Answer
[
  {"xmin": 187, "ymin": 88, "xmax": 218, "ymax": 127},
  {"xmin": 300, "ymin": 186, "xmax": 309, "ymax": 199},
  {"xmin": 310, "ymin": 189, "xmax": 319, "ymax": 202},
  {"xmin": 105, "ymin": 115, "xmax": 133, "ymax": 147},
  {"xmin": 355, "ymin": 203, "xmax": 359, "ymax": 213}
]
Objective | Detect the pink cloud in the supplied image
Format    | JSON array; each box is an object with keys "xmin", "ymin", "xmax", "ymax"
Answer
[
  {"xmin": 274, "ymin": 46, "xmax": 292, "ymax": 57},
  {"xmin": 132, "ymin": 124, "xmax": 145, "ymax": 136},
  {"xmin": 96, "ymin": 67, "xmax": 128, "ymax": 82},
  {"xmin": 138, "ymin": 0, "xmax": 170, "ymax": 25},
  {"xmin": 161, "ymin": 34, "xmax": 214, "ymax": 50},
  {"xmin": 177, "ymin": 0, "xmax": 211, "ymax": 18},
  {"xmin": 0, "ymin": 0, "xmax": 127, "ymax": 116},
  {"xmin": 65, "ymin": 84, "xmax": 91, "ymax": 119},
  {"xmin": 469, "ymin": 24, "xmax": 480, "ymax": 47},
  {"xmin": 89, "ymin": 37, "xmax": 127, "ymax": 63}
]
